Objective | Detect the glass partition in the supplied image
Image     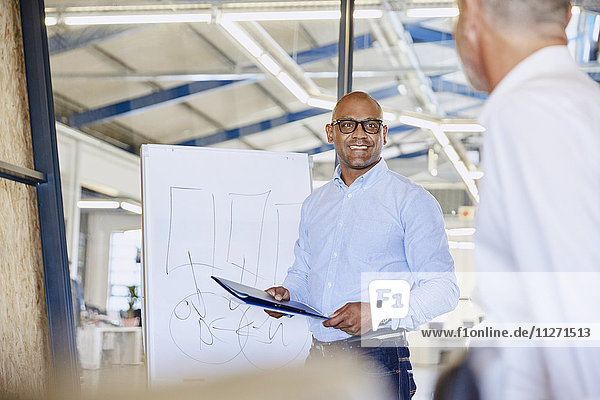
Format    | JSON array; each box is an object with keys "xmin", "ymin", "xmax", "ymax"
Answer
[{"xmin": 46, "ymin": 0, "xmax": 595, "ymax": 396}]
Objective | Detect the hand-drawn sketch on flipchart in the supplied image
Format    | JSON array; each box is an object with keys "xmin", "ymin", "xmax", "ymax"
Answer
[{"xmin": 141, "ymin": 145, "xmax": 313, "ymax": 386}]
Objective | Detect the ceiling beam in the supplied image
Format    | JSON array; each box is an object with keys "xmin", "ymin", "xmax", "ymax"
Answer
[
  {"xmin": 181, "ymin": 108, "xmax": 325, "ymax": 147},
  {"xmin": 45, "ymin": 17, "xmax": 447, "ymax": 59},
  {"xmin": 405, "ymin": 23, "xmax": 455, "ymax": 48},
  {"xmin": 295, "ymin": 32, "xmax": 373, "ymax": 64},
  {"xmin": 68, "ymin": 80, "xmax": 244, "ymax": 128},
  {"xmin": 66, "ymin": 33, "xmax": 374, "ymax": 128},
  {"xmin": 429, "ymin": 75, "xmax": 488, "ymax": 100},
  {"xmin": 48, "ymin": 25, "xmax": 137, "ymax": 55},
  {"xmin": 50, "ymin": 68, "xmax": 463, "ymax": 81},
  {"xmin": 178, "ymin": 84, "xmax": 404, "ymax": 147}
]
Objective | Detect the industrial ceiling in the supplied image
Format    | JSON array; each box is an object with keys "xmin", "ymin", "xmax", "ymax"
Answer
[{"xmin": 44, "ymin": 0, "xmax": 600, "ymax": 202}]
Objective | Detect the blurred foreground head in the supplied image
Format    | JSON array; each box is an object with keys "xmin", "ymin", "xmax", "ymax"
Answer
[{"xmin": 454, "ymin": 0, "xmax": 571, "ymax": 92}]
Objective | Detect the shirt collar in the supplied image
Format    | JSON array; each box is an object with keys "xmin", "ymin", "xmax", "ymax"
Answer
[
  {"xmin": 480, "ymin": 45, "xmax": 575, "ymax": 124},
  {"xmin": 333, "ymin": 158, "xmax": 389, "ymax": 189}
]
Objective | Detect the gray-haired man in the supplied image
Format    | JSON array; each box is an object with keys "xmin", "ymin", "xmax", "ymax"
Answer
[{"xmin": 455, "ymin": 0, "xmax": 600, "ymax": 399}]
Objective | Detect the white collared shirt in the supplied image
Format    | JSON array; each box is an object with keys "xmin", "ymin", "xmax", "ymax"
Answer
[
  {"xmin": 475, "ymin": 46, "xmax": 600, "ymax": 399},
  {"xmin": 283, "ymin": 159, "xmax": 459, "ymax": 342}
]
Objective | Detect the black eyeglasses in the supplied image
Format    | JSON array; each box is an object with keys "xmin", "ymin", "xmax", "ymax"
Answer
[{"xmin": 332, "ymin": 118, "xmax": 383, "ymax": 134}]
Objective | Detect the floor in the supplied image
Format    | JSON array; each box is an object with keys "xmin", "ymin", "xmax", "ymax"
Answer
[{"xmin": 81, "ymin": 363, "xmax": 147, "ymax": 394}]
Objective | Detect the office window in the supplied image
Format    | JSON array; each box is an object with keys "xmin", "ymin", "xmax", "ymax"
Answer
[{"xmin": 107, "ymin": 230, "xmax": 142, "ymax": 314}]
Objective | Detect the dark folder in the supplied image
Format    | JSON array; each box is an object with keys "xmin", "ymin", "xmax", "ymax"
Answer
[{"xmin": 211, "ymin": 276, "xmax": 328, "ymax": 320}]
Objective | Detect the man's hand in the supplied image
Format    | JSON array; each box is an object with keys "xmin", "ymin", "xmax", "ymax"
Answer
[
  {"xmin": 322, "ymin": 302, "xmax": 372, "ymax": 336},
  {"xmin": 264, "ymin": 286, "xmax": 290, "ymax": 318}
]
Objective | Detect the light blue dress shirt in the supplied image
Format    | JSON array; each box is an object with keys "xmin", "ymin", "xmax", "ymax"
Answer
[{"xmin": 283, "ymin": 159, "xmax": 459, "ymax": 342}]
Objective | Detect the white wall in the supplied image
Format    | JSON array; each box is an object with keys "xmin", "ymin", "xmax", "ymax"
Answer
[
  {"xmin": 56, "ymin": 122, "xmax": 141, "ymax": 272},
  {"xmin": 84, "ymin": 212, "xmax": 140, "ymax": 310},
  {"xmin": 56, "ymin": 123, "xmax": 143, "ymax": 309}
]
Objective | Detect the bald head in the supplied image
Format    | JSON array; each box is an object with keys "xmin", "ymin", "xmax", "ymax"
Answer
[{"xmin": 332, "ymin": 91, "xmax": 383, "ymax": 121}]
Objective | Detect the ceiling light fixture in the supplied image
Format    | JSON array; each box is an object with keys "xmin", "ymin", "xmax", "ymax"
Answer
[
  {"xmin": 219, "ymin": 19, "xmax": 263, "ymax": 57},
  {"xmin": 120, "ymin": 201, "xmax": 142, "ymax": 214},
  {"xmin": 381, "ymin": 146, "xmax": 402, "ymax": 159},
  {"xmin": 470, "ymin": 170, "xmax": 484, "ymax": 180},
  {"xmin": 63, "ymin": 13, "xmax": 212, "ymax": 25},
  {"xmin": 307, "ymin": 97, "xmax": 336, "ymax": 110},
  {"xmin": 224, "ymin": 9, "xmax": 382, "ymax": 21},
  {"xmin": 448, "ymin": 241, "xmax": 475, "ymax": 250},
  {"xmin": 397, "ymin": 84, "xmax": 408, "ymax": 96},
  {"xmin": 428, "ymin": 148, "xmax": 438, "ymax": 177},
  {"xmin": 77, "ymin": 200, "xmax": 120, "ymax": 209},
  {"xmin": 123, "ymin": 229, "xmax": 142, "ymax": 237},
  {"xmin": 382, "ymin": 111, "xmax": 397, "ymax": 121},
  {"xmin": 398, "ymin": 114, "xmax": 436, "ymax": 129},
  {"xmin": 258, "ymin": 53, "xmax": 282, "ymax": 75},
  {"xmin": 400, "ymin": 115, "xmax": 451, "ymax": 146},
  {"xmin": 219, "ymin": 18, "xmax": 311, "ymax": 104},
  {"xmin": 276, "ymin": 71, "xmax": 309, "ymax": 103},
  {"xmin": 440, "ymin": 123, "xmax": 486, "ymax": 132},
  {"xmin": 45, "ymin": 16, "xmax": 58, "ymax": 26},
  {"xmin": 446, "ymin": 228, "xmax": 476, "ymax": 236},
  {"xmin": 80, "ymin": 181, "xmax": 120, "ymax": 197},
  {"xmin": 443, "ymin": 144, "xmax": 460, "ymax": 164},
  {"xmin": 48, "ymin": 9, "xmax": 383, "ymax": 26},
  {"xmin": 399, "ymin": 113, "xmax": 479, "ymax": 202},
  {"xmin": 406, "ymin": 7, "xmax": 459, "ymax": 18}
]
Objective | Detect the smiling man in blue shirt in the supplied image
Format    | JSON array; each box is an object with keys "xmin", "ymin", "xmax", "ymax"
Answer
[{"xmin": 266, "ymin": 91, "xmax": 459, "ymax": 399}]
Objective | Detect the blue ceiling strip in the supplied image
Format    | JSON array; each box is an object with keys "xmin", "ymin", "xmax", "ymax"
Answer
[
  {"xmin": 181, "ymin": 108, "xmax": 326, "ymax": 147},
  {"xmin": 306, "ymin": 143, "xmax": 334, "ymax": 155},
  {"xmin": 387, "ymin": 124, "xmax": 415, "ymax": 134},
  {"xmin": 370, "ymin": 85, "xmax": 404, "ymax": 99},
  {"xmin": 294, "ymin": 33, "xmax": 373, "ymax": 64},
  {"xmin": 429, "ymin": 75, "xmax": 488, "ymax": 100},
  {"xmin": 390, "ymin": 148, "xmax": 429, "ymax": 159},
  {"xmin": 68, "ymin": 80, "xmax": 239, "ymax": 128},
  {"xmin": 405, "ymin": 24, "xmax": 455, "ymax": 48},
  {"xmin": 48, "ymin": 26, "xmax": 136, "ymax": 55}
]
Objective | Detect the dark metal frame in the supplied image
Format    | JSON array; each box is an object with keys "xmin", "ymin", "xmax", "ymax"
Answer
[
  {"xmin": 18, "ymin": 0, "xmax": 80, "ymax": 393},
  {"xmin": 335, "ymin": 0, "xmax": 355, "ymax": 167},
  {"xmin": 337, "ymin": 0, "xmax": 355, "ymax": 100},
  {"xmin": 0, "ymin": 160, "xmax": 46, "ymax": 186}
]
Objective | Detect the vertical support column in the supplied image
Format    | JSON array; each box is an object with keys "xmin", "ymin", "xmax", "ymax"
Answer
[
  {"xmin": 19, "ymin": 0, "xmax": 79, "ymax": 394},
  {"xmin": 68, "ymin": 142, "xmax": 82, "ymax": 277},
  {"xmin": 337, "ymin": 0, "xmax": 355, "ymax": 100},
  {"xmin": 335, "ymin": 0, "xmax": 355, "ymax": 168}
]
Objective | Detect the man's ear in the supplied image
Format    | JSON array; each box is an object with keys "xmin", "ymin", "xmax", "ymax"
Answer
[
  {"xmin": 382, "ymin": 125, "xmax": 388, "ymax": 145},
  {"xmin": 463, "ymin": 0, "xmax": 484, "ymax": 42},
  {"xmin": 326, "ymin": 124, "xmax": 334, "ymax": 144}
]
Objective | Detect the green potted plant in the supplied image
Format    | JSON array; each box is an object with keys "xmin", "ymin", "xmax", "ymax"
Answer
[{"xmin": 122, "ymin": 285, "xmax": 139, "ymax": 326}]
